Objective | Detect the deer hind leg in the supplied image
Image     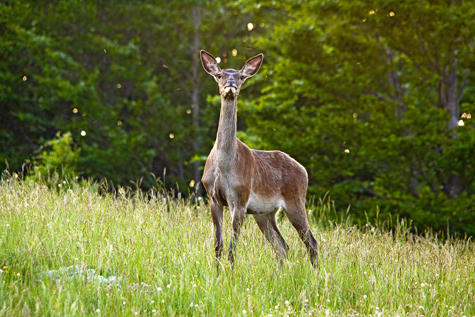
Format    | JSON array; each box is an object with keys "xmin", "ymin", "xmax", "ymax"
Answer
[
  {"xmin": 228, "ymin": 206, "xmax": 246, "ymax": 268},
  {"xmin": 284, "ymin": 202, "xmax": 318, "ymax": 267},
  {"xmin": 210, "ymin": 201, "xmax": 224, "ymax": 273},
  {"xmin": 253, "ymin": 212, "xmax": 289, "ymax": 261}
]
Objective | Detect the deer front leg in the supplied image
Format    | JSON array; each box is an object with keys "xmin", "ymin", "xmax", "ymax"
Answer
[
  {"xmin": 228, "ymin": 206, "xmax": 246, "ymax": 268},
  {"xmin": 210, "ymin": 201, "xmax": 224, "ymax": 273}
]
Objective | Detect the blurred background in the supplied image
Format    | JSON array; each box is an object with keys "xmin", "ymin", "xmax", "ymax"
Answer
[{"xmin": 1, "ymin": 0, "xmax": 474, "ymax": 235}]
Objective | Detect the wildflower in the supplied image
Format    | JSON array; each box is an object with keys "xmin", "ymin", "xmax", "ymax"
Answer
[
  {"xmin": 243, "ymin": 310, "xmax": 246, "ymax": 314},
  {"xmin": 152, "ymin": 310, "xmax": 156, "ymax": 313},
  {"xmin": 363, "ymin": 295, "xmax": 367, "ymax": 299},
  {"xmin": 418, "ymin": 306, "xmax": 424, "ymax": 310},
  {"xmin": 157, "ymin": 287, "xmax": 162, "ymax": 291},
  {"xmin": 190, "ymin": 302, "xmax": 194, "ymax": 307},
  {"xmin": 123, "ymin": 302, "xmax": 126, "ymax": 305},
  {"xmin": 167, "ymin": 284, "xmax": 171, "ymax": 289},
  {"xmin": 285, "ymin": 301, "xmax": 290, "ymax": 306},
  {"xmin": 96, "ymin": 309, "xmax": 101, "ymax": 313}
]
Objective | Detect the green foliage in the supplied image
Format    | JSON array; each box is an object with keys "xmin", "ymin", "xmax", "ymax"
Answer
[
  {"xmin": 28, "ymin": 131, "xmax": 80, "ymax": 183},
  {"xmin": 0, "ymin": 180, "xmax": 474, "ymax": 316},
  {"xmin": 0, "ymin": 0, "xmax": 253, "ymax": 191},
  {"xmin": 237, "ymin": 0, "xmax": 475, "ymax": 236},
  {"xmin": 1, "ymin": 0, "xmax": 475, "ymax": 236}
]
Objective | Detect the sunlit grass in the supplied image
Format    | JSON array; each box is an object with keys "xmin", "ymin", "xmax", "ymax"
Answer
[{"xmin": 0, "ymin": 177, "xmax": 474, "ymax": 316}]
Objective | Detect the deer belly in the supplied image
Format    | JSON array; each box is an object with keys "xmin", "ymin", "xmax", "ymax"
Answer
[{"xmin": 246, "ymin": 192, "xmax": 285, "ymax": 214}]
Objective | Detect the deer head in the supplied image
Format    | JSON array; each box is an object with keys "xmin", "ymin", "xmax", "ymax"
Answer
[{"xmin": 200, "ymin": 50, "xmax": 263, "ymax": 99}]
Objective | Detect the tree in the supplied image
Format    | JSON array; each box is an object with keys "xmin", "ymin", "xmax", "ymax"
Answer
[
  {"xmin": 1, "ymin": 0, "xmax": 257, "ymax": 193},
  {"xmin": 238, "ymin": 0, "xmax": 475, "ymax": 235}
]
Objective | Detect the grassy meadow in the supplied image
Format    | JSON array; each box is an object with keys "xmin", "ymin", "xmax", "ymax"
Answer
[{"xmin": 0, "ymin": 177, "xmax": 474, "ymax": 316}]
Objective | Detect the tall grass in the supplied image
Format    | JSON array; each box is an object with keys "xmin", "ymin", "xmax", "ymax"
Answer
[{"xmin": 0, "ymin": 176, "xmax": 474, "ymax": 316}]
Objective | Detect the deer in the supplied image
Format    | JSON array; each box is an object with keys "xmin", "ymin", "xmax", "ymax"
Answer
[{"xmin": 200, "ymin": 50, "xmax": 318, "ymax": 271}]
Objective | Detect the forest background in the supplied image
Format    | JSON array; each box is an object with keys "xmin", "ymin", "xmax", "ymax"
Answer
[{"xmin": 1, "ymin": 0, "xmax": 474, "ymax": 236}]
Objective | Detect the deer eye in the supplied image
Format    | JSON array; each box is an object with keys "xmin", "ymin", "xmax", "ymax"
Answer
[
  {"xmin": 240, "ymin": 76, "xmax": 245, "ymax": 80},
  {"xmin": 217, "ymin": 74, "xmax": 222, "ymax": 79}
]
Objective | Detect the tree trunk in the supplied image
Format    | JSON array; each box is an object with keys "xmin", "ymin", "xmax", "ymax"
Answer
[
  {"xmin": 191, "ymin": 7, "xmax": 203, "ymax": 194},
  {"xmin": 440, "ymin": 58, "xmax": 467, "ymax": 197},
  {"xmin": 445, "ymin": 63, "xmax": 459, "ymax": 130},
  {"xmin": 386, "ymin": 48, "xmax": 407, "ymax": 120}
]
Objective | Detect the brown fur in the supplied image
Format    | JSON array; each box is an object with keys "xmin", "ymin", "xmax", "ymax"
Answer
[{"xmin": 200, "ymin": 50, "xmax": 318, "ymax": 270}]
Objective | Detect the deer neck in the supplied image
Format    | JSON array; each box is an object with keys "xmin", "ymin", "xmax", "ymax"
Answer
[{"xmin": 215, "ymin": 95, "xmax": 238, "ymax": 159}]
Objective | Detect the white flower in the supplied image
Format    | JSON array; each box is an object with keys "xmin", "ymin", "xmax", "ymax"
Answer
[
  {"xmin": 243, "ymin": 310, "xmax": 246, "ymax": 314},
  {"xmin": 96, "ymin": 309, "xmax": 100, "ymax": 313},
  {"xmin": 418, "ymin": 306, "xmax": 424, "ymax": 310},
  {"xmin": 363, "ymin": 295, "xmax": 367, "ymax": 299}
]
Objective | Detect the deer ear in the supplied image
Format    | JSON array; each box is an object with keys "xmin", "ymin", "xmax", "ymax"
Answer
[
  {"xmin": 200, "ymin": 50, "xmax": 220, "ymax": 76},
  {"xmin": 241, "ymin": 54, "xmax": 264, "ymax": 77}
]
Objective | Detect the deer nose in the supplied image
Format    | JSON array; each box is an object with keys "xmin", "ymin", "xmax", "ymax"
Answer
[{"xmin": 225, "ymin": 79, "xmax": 236, "ymax": 87}]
